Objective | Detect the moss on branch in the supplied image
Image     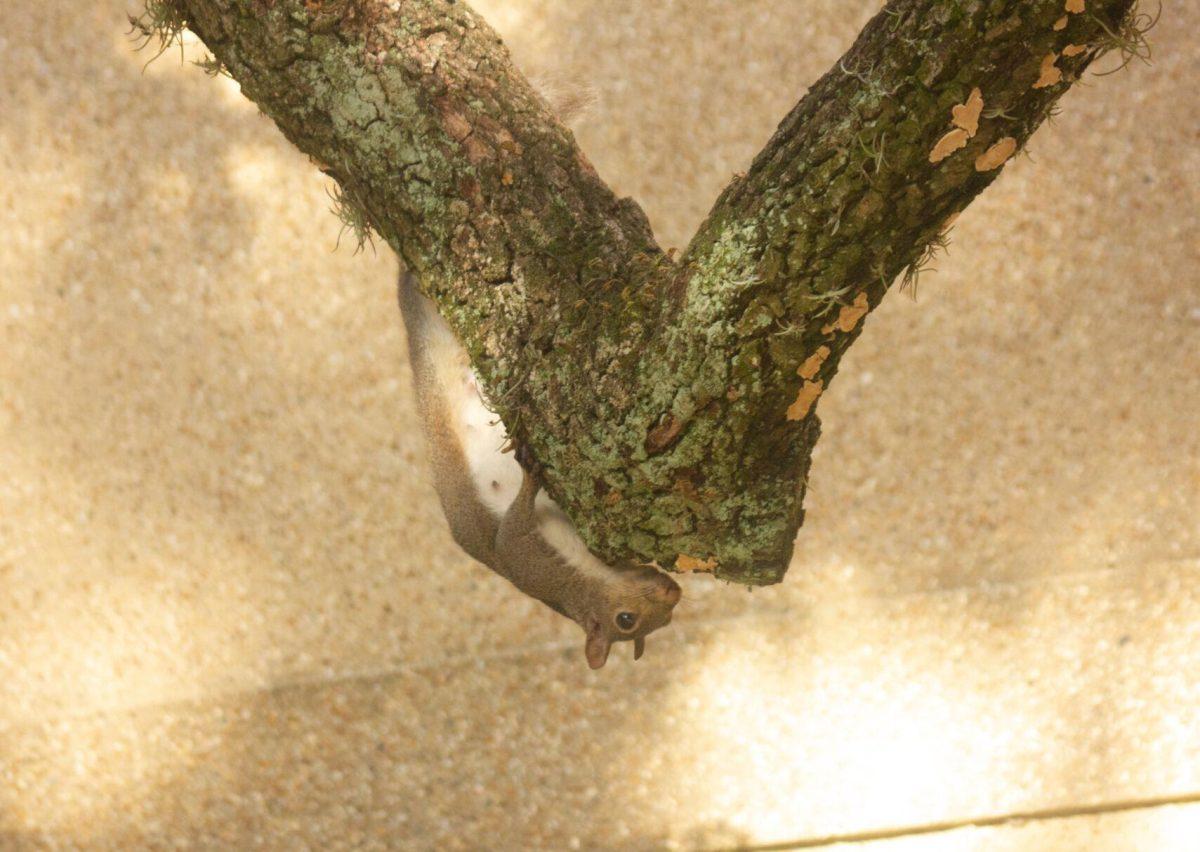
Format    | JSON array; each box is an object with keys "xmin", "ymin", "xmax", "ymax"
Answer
[{"xmin": 139, "ymin": 0, "xmax": 1139, "ymax": 583}]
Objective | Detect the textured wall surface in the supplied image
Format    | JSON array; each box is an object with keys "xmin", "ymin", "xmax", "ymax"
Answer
[{"xmin": 1, "ymin": 0, "xmax": 1198, "ymax": 848}]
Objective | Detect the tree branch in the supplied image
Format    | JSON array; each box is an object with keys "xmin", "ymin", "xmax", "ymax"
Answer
[{"xmin": 149, "ymin": 0, "xmax": 1137, "ymax": 584}]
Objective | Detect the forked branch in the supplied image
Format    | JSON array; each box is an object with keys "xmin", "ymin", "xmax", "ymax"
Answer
[{"xmin": 137, "ymin": 0, "xmax": 1138, "ymax": 583}]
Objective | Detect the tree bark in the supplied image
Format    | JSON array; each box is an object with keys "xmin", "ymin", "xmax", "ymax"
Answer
[{"xmin": 153, "ymin": 0, "xmax": 1135, "ymax": 584}]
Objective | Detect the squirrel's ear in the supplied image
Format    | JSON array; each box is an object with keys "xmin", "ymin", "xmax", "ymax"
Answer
[
  {"xmin": 584, "ymin": 620, "xmax": 611, "ymax": 670},
  {"xmin": 633, "ymin": 637, "xmax": 645, "ymax": 660}
]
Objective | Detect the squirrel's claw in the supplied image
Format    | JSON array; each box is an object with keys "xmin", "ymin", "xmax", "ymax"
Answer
[{"xmin": 633, "ymin": 636, "xmax": 645, "ymax": 660}]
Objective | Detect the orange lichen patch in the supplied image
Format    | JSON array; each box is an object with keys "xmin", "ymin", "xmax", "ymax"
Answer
[
  {"xmin": 501, "ymin": 170, "xmax": 514, "ymax": 186},
  {"xmin": 797, "ymin": 346, "xmax": 831, "ymax": 380},
  {"xmin": 951, "ymin": 87, "xmax": 984, "ymax": 137},
  {"xmin": 786, "ymin": 380, "xmax": 824, "ymax": 421},
  {"xmin": 1062, "ymin": 43, "xmax": 1087, "ymax": 57},
  {"xmin": 975, "ymin": 137, "xmax": 1018, "ymax": 171},
  {"xmin": 1053, "ymin": 15, "xmax": 1069, "ymax": 30},
  {"xmin": 1033, "ymin": 53, "xmax": 1063, "ymax": 89},
  {"xmin": 929, "ymin": 127, "xmax": 970, "ymax": 163},
  {"xmin": 676, "ymin": 554, "xmax": 718, "ymax": 573},
  {"xmin": 827, "ymin": 292, "xmax": 870, "ymax": 334},
  {"xmin": 1065, "ymin": 0, "xmax": 1084, "ymax": 12}
]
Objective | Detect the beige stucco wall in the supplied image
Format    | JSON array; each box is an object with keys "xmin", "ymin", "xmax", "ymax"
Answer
[{"xmin": 1, "ymin": 1, "xmax": 1197, "ymax": 847}]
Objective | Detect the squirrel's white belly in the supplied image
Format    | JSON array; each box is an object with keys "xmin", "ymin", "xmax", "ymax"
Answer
[
  {"xmin": 424, "ymin": 306, "xmax": 616, "ymax": 584},
  {"xmin": 421, "ymin": 310, "xmax": 521, "ymax": 517},
  {"xmin": 458, "ymin": 366, "xmax": 524, "ymax": 518}
]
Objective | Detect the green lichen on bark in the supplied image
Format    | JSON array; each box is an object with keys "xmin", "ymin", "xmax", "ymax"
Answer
[{"xmin": 146, "ymin": 0, "xmax": 1136, "ymax": 584}]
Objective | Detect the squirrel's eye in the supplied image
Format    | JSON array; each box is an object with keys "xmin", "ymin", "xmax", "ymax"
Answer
[{"xmin": 615, "ymin": 611, "xmax": 638, "ymax": 631}]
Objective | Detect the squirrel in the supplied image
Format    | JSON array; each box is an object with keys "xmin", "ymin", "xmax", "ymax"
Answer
[{"xmin": 398, "ymin": 272, "xmax": 682, "ymax": 669}]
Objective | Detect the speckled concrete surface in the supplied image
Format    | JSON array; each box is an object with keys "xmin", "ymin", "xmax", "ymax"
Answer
[
  {"xmin": 4, "ymin": 560, "xmax": 1200, "ymax": 848},
  {"xmin": 1, "ymin": 0, "xmax": 1198, "ymax": 847}
]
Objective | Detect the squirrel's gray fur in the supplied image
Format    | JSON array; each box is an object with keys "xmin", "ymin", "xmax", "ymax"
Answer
[{"xmin": 398, "ymin": 272, "xmax": 681, "ymax": 668}]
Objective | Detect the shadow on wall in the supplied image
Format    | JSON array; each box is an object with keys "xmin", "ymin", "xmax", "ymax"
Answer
[
  {"xmin": 0, "ymin": 617, "xmax": 755, "ymax": 847},
  {"xmin": 10, "ymin": 573, "xmax": 1197, "ymax": 848},
  {"xmin": 1, "ymin": 0, "xmax": 432, "ymax": 834},
  {"xmin": 2, "ymin": 2, "xmax": 483, "ymax": 748},
  {"xmin": 0, "ymin": 0, "xmax": 463, "ymax": 726}
]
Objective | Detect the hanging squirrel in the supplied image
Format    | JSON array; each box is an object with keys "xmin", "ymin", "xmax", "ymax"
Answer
[{"xmin": 398, "ymin": 272, "xmax": 681, "ymax": 669}]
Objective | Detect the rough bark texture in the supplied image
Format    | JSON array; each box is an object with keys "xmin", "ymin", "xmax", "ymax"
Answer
[{"xmin": 163, "ymin": 0, "xmax": 1134, "ymax": 584}]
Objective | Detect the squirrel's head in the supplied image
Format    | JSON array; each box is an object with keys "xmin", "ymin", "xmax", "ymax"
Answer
[{"xmin": 576, "ymin": 565, "xmax": 682, "ymax": 669}]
